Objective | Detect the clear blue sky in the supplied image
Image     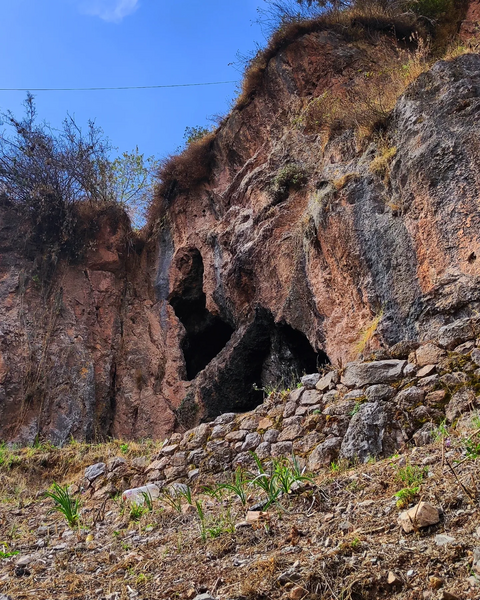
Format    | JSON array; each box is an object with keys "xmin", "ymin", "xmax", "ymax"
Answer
[{"xmin": 0, "ymin": 0, "xmax": 266, "ymax": 160}]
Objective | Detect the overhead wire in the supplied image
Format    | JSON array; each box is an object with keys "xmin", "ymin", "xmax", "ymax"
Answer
[{"xmin": 0, "ymin": 80, "xmax": 239, "ymax": 92}]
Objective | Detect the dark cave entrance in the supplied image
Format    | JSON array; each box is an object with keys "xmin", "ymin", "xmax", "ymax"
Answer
[
  {"xmin": 201, "ymin": 308, "xmax": 330, "ymax": 419},
  {"xmin": 169, "ymin": 248, "xmax": 234, "ymax": 381}
]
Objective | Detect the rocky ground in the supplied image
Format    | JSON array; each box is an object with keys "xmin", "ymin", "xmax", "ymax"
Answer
[{"xmin": 1, "ymin": 416, "xmax": 480, "ymax": 600}]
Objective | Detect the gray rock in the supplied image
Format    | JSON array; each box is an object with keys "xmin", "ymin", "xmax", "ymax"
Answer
[
  {"xmin": 301, "ymin": 373, "xmax": 320, "ymax": 389},
  {"xmin": 316, "ymin": 370, "xmax": 339, "ymax": 391},
  {"xmin": 323, "ymin": 389, "xmax": 339, "ymax": 404},
  {"xmin": 435, "ymin": 534, "xmax": 455, "ymax": 546},
  {"xmin": 341, "ymin": 360, "xmax": 406, "ymax": 387},
  {"xmin": 300, "ymin": 389, "xmax": 323, "ymax": 406},
  {"xmin": 395, "ymin": 386, "xmax": 425, "ymax": 410},
  {"xmin": 389, "ymin": 340, "xmax": 420, "ymax": 359},
  {"xmin": 294, "ymin": 431, "xmax": 321, "ymax": 454},
  {"xmin": 344, "ymin": 389, "xmax": 366, "ymax": 400},
  {"xmin": 283, "ymin": 401, "xmax": 297, "ymax": 418},
  {"xmin": 415, "ymin": 344, "xmax": 445, "ymax": 367},
  {"xmin": 323, "ymin": 400, "xmax": 356, "ymax": 417},
  {"xmin": 288, "ymin": 387, "xmax": 304, "ymax": 404},
  {"xmin": 308, "ymin": 437, "xmax": 342, "ymax": 470},
  {"xmin": 263, "ymin": 429, "xmax": 279, "ymax": 444},
  {"xmin": 340, "ymin": 402, "xmax": 393, "ymax": 462},
  {"xmin": 413, "ymin": 423, "xmax": 435, "ymax": 447},
  {"xmin": 438, "ymin": 318, "xmax": 475, "ymax": 350},
  {"xmin": 446, "ymin": 388, "xmax": 477, "ymax": 422},
  {"xmin": 187, "ymin": 468, "xmax": 200, "ymax": 481},
  {"xmin": 278, "ymin": 424, "xmax": 303, "ymax": 442},
  {"xmin": 416, "ymin": 364, "xmax": 436, "ymax": 377},
  {"xmin": 365, "ymin": 384, "xmax": 396, "ymax": 402},
  {"xmin": 241, "ymin": 432, "xmax": 261, "ymax": 452},
  {"xmin": 107, "ymin": 456, "xmax": 126, "ymax": 472},
  {"xmin": 193, "ymin": 594, "xmax": 217, "ymax": 600},
  {"xmin": 271, "ymin": 441, "xmax": 293, "ymax": 457},
  {"xmin": 472, "ymin": 348, "xmax": 480, "ymax": 367},
  {"xmin": 404, "ymin": 363, "xmax": 417, "ymax": 376},
  {"xmin": 255, "ymin": 441, "xmax": 271, "ymax": 460},
  {"xmin": 213, "ymin": 412, "xmax": 236, "ymax": 425},
  {"xmin": 84, "ymin": 462, "xmax": 106, "ymax": 482}
]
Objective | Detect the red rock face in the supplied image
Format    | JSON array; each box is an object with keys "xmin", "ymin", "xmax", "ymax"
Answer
[{"xmin": 1, "ymin": 12, "xmax": 480, "ymax": 443}]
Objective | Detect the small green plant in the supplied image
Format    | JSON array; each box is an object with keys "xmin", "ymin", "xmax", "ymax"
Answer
[
  {"xmin": 129, "ymin": 502, "xmax": 147, "ymax": 521},
  {"xmin": 433, "ymin": 420, "xmax": 449, "ymax": 442},
  {"xmin": 350, "ymin": 537, "xmax": 360, "ymax": 549},
  {"xmin": 0, "ymin": 542, "xmax": 19, "ymax": 559},
  {"xmin": 140, "ymin": 490, "xmax": 154, "ymax": 512},
  {"xmin": 273, "ymin": 455, "xmax": 313, "ymax": 495},
  {"xmin": 394, "ymin": 486, "xmax": 419, "ymax": 509},
  {"xmin": 349, "ymin": 402, "xmax": 362, "ymax": 417},
  {"xmin": 330, "ymin": 461, "xmax": 340, "ymax": 473},
  {"xmin": 396, "ymin": 463, "xmax": 427, "ymax": 487},
  {"xmin": 160, "ymin": 487, "xmax": 184, "ymax": 513},
  {"xmin": 464, "ymin": 438, "xmax": 480, "ymax": 461},
  {"xmin": 44, "ymin": 482, "xmax": 81, "ymax": 528},
  {"xmin": 176, "ymin": 485, "xmax": 194, "ymax": 506},
  {"xmin": 195, "ymin": 499, "xmax": 207, "ymax": 543},
  {"xmin": 216, "ymin": 467, "xmax": 250, "ymax": 507},
  {"xmin": 120, "ymin": 443, "xmax": 129, "ymax": 454}
]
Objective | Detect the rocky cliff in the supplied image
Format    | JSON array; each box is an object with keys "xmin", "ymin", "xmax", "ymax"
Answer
[{"xmin": 1, "ymin": 5, "xmax": 480, "ymax": 444}]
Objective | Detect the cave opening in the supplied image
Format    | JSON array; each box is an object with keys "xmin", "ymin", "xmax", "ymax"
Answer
[
  {"xmin": 169, "ymin": 248, "xmax": 234, "ymax": 381},
  {"xmin": 201, "ymin": 308, "xmax": 330, "ymax": 419}
]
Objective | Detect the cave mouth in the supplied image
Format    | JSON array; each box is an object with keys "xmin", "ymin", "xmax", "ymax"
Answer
[
  {"xmin": 201, "ymin": 308, "xmax": 330, "ymax": 419},
  {"xmin": 169, "ymin": 247, "xmax": 234, "ymax": 381}
]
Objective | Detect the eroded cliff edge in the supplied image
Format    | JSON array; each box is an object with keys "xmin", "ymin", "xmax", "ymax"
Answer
[{"xmin": 1, "ymin": 10, "xmax": 480, "ymax": 444}]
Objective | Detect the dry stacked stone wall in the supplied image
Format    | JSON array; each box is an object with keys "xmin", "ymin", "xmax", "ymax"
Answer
[{"xmin": 85, "ymin": 316, "xmax": 480, "ymax": 497}]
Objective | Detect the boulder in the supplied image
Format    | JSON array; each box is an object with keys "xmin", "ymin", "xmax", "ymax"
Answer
[
  {"xmin": 415, "ymin": 344, "xmax": 446, "ymax": 367},
  {"xmin": 301, "ymin": 373, "xmax": 320, "ymax": 389},
  {"xmin": 446, "ymin": 388, "xmax": 477, "ymax": 422},
  {"xmin": 437, "ymin": 318, "xmax": 475, "ymax": 350},
  {"xmin": 316, "ymin": 370, "xmax": 339, "ymax": 391},
  {"xmin": 340, "ymin": 401, "xmax": 395, "ymax": 462},
  {"xmin": 395, "ymin": 386, "xmax": 425, "ymax": 410},
  {"xmin": 308, "ymin": 437, "xmax": 342, "ymax": 470},
  {"xmin": 341, "ymin": 360, "xmax": 406, "ymax": 387},
  {"xmin": 84, "ymin": 462, "xmax": 106, "ymax": 482},
  {"xmin": 365, "ymin": 384, "xmax": 396, "ymax": 402}
]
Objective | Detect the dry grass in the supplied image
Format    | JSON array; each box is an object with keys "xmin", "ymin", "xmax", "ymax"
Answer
[
  {"xmin": 369, "ymin": 143, "xmax": 397, "ymax": 184},
  {"xmin": 355, "ymin": 309, "xmax": 384, "ymax": 356}
]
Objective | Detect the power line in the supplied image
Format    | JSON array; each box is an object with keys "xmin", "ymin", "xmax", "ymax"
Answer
[{"xmin": 0, "ymin": 80, "xmax": 239, "ymax": 92}]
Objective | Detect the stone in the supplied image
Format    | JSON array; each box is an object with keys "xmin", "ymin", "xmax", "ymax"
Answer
[
  {"xmin": 404, "ymin": 363, "xmax": 417, "ymax": 376},
  {"xmin": 453, "ymin": 340, "xmax": 475, "ymax": 354},
  {"xmin": 241, "ymin": 432, "xmax": 261, "ymax": 452},
  {"xmin": 294, "ymin": 431, "xmax": 321, "ymax": 453},
  {"xmin": 295, "ymin": 406, "xmax": 308, "ymax": 416},
  {"xmin": 440, "ymin": 592, "xmax": 461, "ymax": 600},
  {"xmin": 364, "ymin": 384, "xmax": 395, "ymax": 401},
  {"xmin": 389, "ymin": 340, "xmax": 420, "ymax": 359},
  {"xmin": 416, "ymin": 364, "xmax": 436, "ymax": 377},
  {"xmin": 323, "ymin": 400, "xmax": 356, "ymax": 417},
  {"xmin": 308, "ymin": 437, "xmax": 342, "ymax": 470},
  {"xmin": 283, "ymin": 402, "xmax": 297, "ymax": 418},
  {"xmin": 283, "ymin": 416, "xmax": 303, "ymax": 427},
  {"xmin": 435, "ymin": 534, "xmax": 455, "ymax": 546},
  {"xmin": 160, "ymin": 444, "xmax": 179, "ymax": 455},
  {"xmin": 213, "ymin": 412, "xmax": 236, "ymax": 425},
  {"xmin": 417, "ymin": 374, "xmax": 439, "ymax": 391},
  {"xmin": 278, "ymin": 424, "xmax": 303, "ymax": 442},
  {"xmin": 16, "ymin": 555, "xmax": 32, "ymax": 567},
  {"xmin": 271, "ymin": 441, "xmax": 293, "ymax": 457},
  {"xmin": 146, "ymin": 458, "xmax": 168, "ymax": 472},
  {"xmin": 171, "ymin": 451, "xmax": 187, "ymax": 467},
  {"xmin": 395, "ymin": 386, "xmax": 425, "ymax": 410},
  {"xmin": 438, "ymin": 318, "xmax": 475, "ymax": 350},
  {"xmin": 225, "ymin": 430, "xmax": 247, "ymax": 442},
  {"xmin": 323, "ymin": 390, "xmax": 339, "ymax": 404},
  {"xmin": 131, "ymin": 456, "xmax": 149, "ymax": 469},
  {"xmin": 300, "ymin": 389, "xmax": 323, "ymax": 406},
  {"xmin": 187, "ymin": 468, "xmax": 200, "ymax": 481},
  {"xmin": 211, "ymin": 424, "xmax": 233, "ymax": 439},
  {"xmin": 425, "ymin": 390, "xmax": 447, "ymax": 407},
  {"xmin": 472, "ymin": 348, "xmax": 480, "ymax": 367},
  {"xmin": 301, "ymin": 373, "xmax": 320, "ymax": 389},
  {"xmin": 413, "ymin": 423, "xmax": 435, "ymax": 447},
  {"xmin": 107, "ymin": 457, "xmax": 126, "ymax": 471},
  {"xmin": 289, "ymin": 587, "xmax": 306, "ymax": 600},
  {"xmin": 341, "ymin": 360, "xmax": 406, "ymax": 387},
  {"xmin": 288, "ymin": 387, "xmax": 304, "ymax": 404},
  {"xmin": 344, "ymin": 389, "xmax": 366, "ymax": 400},
  {"xmin": 398, "ymin": 502, "xmax": 440, "ymax": 533},
  {"xmin": 255, "ymin": 441, "xmax": 272, "ymax": 460},
  {"xmin": 84, "ymin": 462, "xmax": 106, "ymax": 482},
  {"xmin": 316, "ymin": 370, "xmax": 338, "ymax": 391},
  {"xmin": 340, "ymin": 402, "xmax": 393, "ymax": 463},
  {"xmin": 429, "ymin": 576, "xmax": 444, "ymax": 589},
  {"xmin": 192, "ymin": 594, "xmax": 217, "ymax": 600},
  {"xmin": 164, "ymin": 466, "xmax": 186, "ymax": 480},
  {"xmin": 263, "ymin": 429, "xmax": 280, "ymax": 443},
  {"xmin": 387, "ymin": 571, "xmax": 402, "ymax": 586},
  {"xmin": 240, "ymin": 417, "xmax": 260, "ymax": 431},
  {"xmin": 446, "ymin": 388, "xmax": 477, "ymax": 422},
  {"xmin": 416, "ymin": 344, "xmax": 446, "ymax": 367},
  {"xmin": 258, "ymin": 417, "xmax": 273, "ymax": 430},
  {"xmin": 186, "ymin": 424, "xmax": 211, "ymax": 449}
]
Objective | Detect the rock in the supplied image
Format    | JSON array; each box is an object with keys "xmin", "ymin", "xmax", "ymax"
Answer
[
  {"xmin": 425, "ymin": 390, "xmax": 447, "ymax": 407},
  {"xmin": 187, "ymin": 468, "xmax": 200, "ymax": 481},
  {"xmin": 107, "ymin": 457, "xmax": 126, "ymax": 471},
  {"xmin": 84, "ymin": 462, "xmax": 106, "ymax": 482},
  {"xmin": 131, "ymin": 456, "xmax": 149, "ymax": 469},
  {"xmin": 440, "ymin": 592, "xmax": 461, "ymax": 600},
  {"xmin": 301, "ymin": 373, "xmax": 320, "ymax": 389},
  {"xmin": 226, "ymin": 429, "xmax": 247, "ymax": 442},
  {"xmin": 192, "ymin": 594, "xmax": 217, "ymax": 600},
  {"xmin": 323, "ymin": 400, "xmax": 356, "ymax": 417},
  {"xmin": 446, "ymin": 388, "xmax": 477, "ymax": 422},
  {"xmin": 365, "ymin": 384, "xmax": 395, "ymax": 402},
  {"xmin": 240, "ymin": 417, "xmax": 260, "ymax": 431},
  {"xmin": 340, "ymin": 402, "xmax": 394, "ymax": 462},
  {"xmin": 146, "ymin": 458, "xmax": 168, "ymax": 473},
  {"xmin": 344, "ymin": 389, "xmax": 366, "ymax": 400},
  {"xmin": 438, "ymin": 318, "xmax": 475, "ymax": 350},
  {"xmin": 271, "ymin": 441, "xmax": 293, "ymax": 457},
  {"xmin": 278, "ymin": 424, "xmax": 303, "ymax": 442},
  {"xmin": 416, "ymin": 364, "xmax": 436, "ymax": 377},
  {"xmin": 395, "ymin": 386, "xmax": 425, "ymax": 410},
  {"xmin": 413, "ymin": 423, "xmax": 435, "ymax": 447},
  {"xmin": 398, "ymin": 502, "xmax": 440, "ymax": 533},
  {"xmin": 387, "ymin": 571, "xmax": 402, "ymax": 586},
  {"xmin": 389, "ymin": 340, "xmax": 420, "ymax": 359},
  {"xmin": 323, "ymin": 390, "xmax": 339, "ymax": 404},
  {"xmin": 241, "ymin": 432, "xmax": 261, "ymax": 452},
  {"xmin": 341, "ymin": 360, "xmax": 406, "ymax": 387},
  {"xmin": 417, "ymin": 374, "xmax": 439, "ymax": 391},
  {"xmin": 453, "ymin": 340, "xmax": 475, "ymax": 354},
  {"xmin": 300, "ymin": 389, "xmax": 323, "ymax": 406},
  {"xmin": 288, "ymin": 387, "xmax": 304, "ymax": 404},
  {"xmin": 258, "ymin": 417, "xmax": 273, "ymax": 430},
  {"xmin": 186, "ymin": 424, "xmax": 211, "ymax": 449},
  {"xmin": 316, "ymin": 370, "xmax": 338, "ymax": 391},
  {"xmin": 283, "ymin": 401, "xmax": 297, "ymax": 418},
  {"xmin": 435, "ymin": 534, "xmax": 455, "ymax": 546},
  {"xmin": 211, "ymin": 424, "xmax": 233, "ymax": 439},
  {"xmin": 263, "ymin": 429, "xmax": 280, "ymax": 443},
  {"xmin": 255, "ymin": 441, "xmax": 272, "ymax": 460},
  {"xmin": 160, "ymin": 444, "xmax": 178, "ymax": 455},
  {"xmin": 308, "ymin": 437, "xmax": 342, "ymax": 470},
  {"xmin": 472, "ymin": 348, "xmax": 480, "ymax": 367},
  {"xmin": 294, "ymin": 431, "xmax": 321, "ymax": 453},
  {"xmin": 16, "ymin": 555, "xmax": 32, "ymax": 567},
  {"xmin": 404, "ymin": 363, "xmax": 417, "ymax": 376},
  {"xmin": 415, "ymin": 344, "xmax": 446, "ymax": 367},
  {"xmin": 213, "ymin": 412, "xmax": 236, "ymax": 425},
  {"xmin": 429, "ymin": 576, "xmax": 444, "ymax": 589},
  {"xmin": 289, "ymin": 587, "xmax": 306, "ymax": 600}
]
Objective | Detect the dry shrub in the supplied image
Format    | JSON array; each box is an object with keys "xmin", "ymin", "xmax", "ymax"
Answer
[{"xmin": 369, "ymin": 143, "xmax": 397, "ymax": 183}]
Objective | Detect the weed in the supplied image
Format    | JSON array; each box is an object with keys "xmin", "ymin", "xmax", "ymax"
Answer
[
  {"xmin": 433, "ymin": 420, "xmax": 449, "ymax": 442},
  {"xmin": 160, "ymin": 487, "xmax": 184, "ymax": 513},
  {"xmin": 129, "ymin": 502, "xmax": 147, "ymax": 521},
  {"xmin": 120, "ymin": 443, "xmax": 129, "ymax": 454},
  {"xmin": 195, "ymin": 499, "xmax": 207, "ymax": 543},
  {"xmin": 0, "ymin": 542, "xmax": 19, "ymax": 559},
  {"xmin": 350, "ymin": 537, "xmax": 361, "ymax": 549},
  {"xmin": 44, "ymin": 482, "xmax": 81, "ymax": 528},
  {"xmin": 349, "ymin": 402, "xmax": 362, "ymax": 417},
  {"xmin": 140, "ymin": 490, "xmax": 154, "ymax": 512},
  {"xmin": 463, "ymin": 438, "xmax": 480, "ymax": 461},
  {"xmin": 330, "ymin": 461, "xmax": 341, "ymax": 474},
  {"xmin": 216, "ymin": 467, "xmax": 249, "ymax": 507},
  {"xmin": 270, "ymin": 164, "xmax": 308, "ymax": 202},
  {"xmin": 369, "ymin": 144, "xmax": 397, "ymax": 184},
  {"xmin": 176, "ymin": 485, "xmax": 194, "ymax": 506},
  {"xmin": 396, "ymin": 463, "xmax": 427, "ymax": 487},
  {"xmin": 394, "ymin": 486, "xmax": 419, "ymax": 509}
]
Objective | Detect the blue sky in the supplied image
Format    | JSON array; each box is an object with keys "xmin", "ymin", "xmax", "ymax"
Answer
[{"xmin": 0, "ymin": 0, "xmax": 265, "ymax": 160}]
